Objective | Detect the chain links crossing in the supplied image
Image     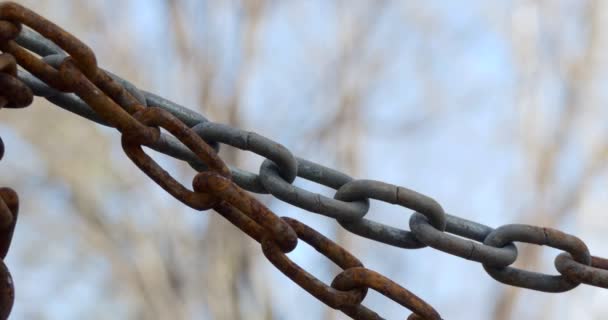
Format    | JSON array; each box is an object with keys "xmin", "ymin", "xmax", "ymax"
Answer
[
  {"xmin": 0, "ymin": 48, "xmax": 31, "ymax": 319},
  {"xmin": 0, "ymin": 2, "xmax": 442, "ymax": 319},
  {"xmin": 1, "ymin": 2, "xmax": 608, "ymax": 319}
]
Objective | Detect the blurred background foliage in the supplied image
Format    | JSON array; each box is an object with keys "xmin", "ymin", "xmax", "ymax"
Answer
[{"xmin": 1, "ymin": 0, "xmax": 608, "ymax": 319}]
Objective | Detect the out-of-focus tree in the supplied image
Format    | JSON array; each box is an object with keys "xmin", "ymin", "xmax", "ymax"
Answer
[{"xmin": 494, "ymin": 0, "xmax": 608, "ymax": 319}]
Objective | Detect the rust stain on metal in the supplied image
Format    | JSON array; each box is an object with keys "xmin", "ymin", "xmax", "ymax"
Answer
[
  {"xmin": 0, "ymin": 20, "xmax": 19, "ymax": 42},
  {"xmin": 121, "ymin": 108, "xmax": 236, "ymax": 211},
  {"xmin": 332, "ymin": 267, "xmax": 441, "ymax": 320},
  {"xmin": 555, "ymin": 252, "xmax": 608, "ymax": 288},
  {"xmin": 0, "ymin": 188, "xmax": 18, "ymax": 259},
  {"xmin": 0, "ymin": 188, "xmax": 17, "ymax": 319},
  {"xmin": 0, "ymin": 52, "xmax": 32, "ymax": 108},
  {"xmin": 0, "ymin": 53, "xmax": 16, "ymax": 75},
  {"xmin": 194, "ymin": 171, "xmax": 297, "ymax": 252},
  {"xmin": 261, "ymin": 217, "xmax": 366, "ymax": 310},
  {"xmin": 0, "ymin": 2, "xmax": 97, "ymax": 78},
  {"xmin": 0, "ymin": 72, "xmax": 32, "ymax": 107},
  {"xmin": 60, "ymin": 60, "xmax": 153, "ymax": 137},
  {"xmin": 0, "ymin": 260, "xmax": 13, "ymax": 320},
  {"xmin": 212, "ymin": 201, "xmax": 267, "ymax": 243}
]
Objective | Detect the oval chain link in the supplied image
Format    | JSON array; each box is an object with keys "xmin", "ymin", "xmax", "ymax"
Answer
[
  {"xmin": 259, "ymin": 158, "xmax": 370, "ymax": 220},
  {"xmin": 334, "ymin": 179, "xmax": 446, "ymax": 249},
  {"xmin": 482, "ymin": 224, "xmax": 591, "ymax": 292},
  {"xmin": 409, "ymin": 213, "xmax": 518, "ymax": 267},
  {"xmin": 332, "ymin": 267, "xmax": 441, "ymax": 320}
]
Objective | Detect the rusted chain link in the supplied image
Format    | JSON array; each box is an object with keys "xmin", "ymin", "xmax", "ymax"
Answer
[
  {"xmin": 0, "ymin": 187, "xmax": 17, "ymax": 320},
  {"xmin": 0, "ymin": 17, "xmax": 34, "ymax": 317},
  {"xmin": 191, "ymin": 172, "xmax": 439, "ymax": 319},
  {"xmin": 1, "ymin": 1, "xmax": 607, "ymax": 319}
]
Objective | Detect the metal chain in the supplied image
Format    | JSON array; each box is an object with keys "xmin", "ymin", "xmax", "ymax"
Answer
[
  {"xmin": 0, "ymin": 3, "xmax": 442, "ymax": 319},
  {"xmin": 0, "ymin": 36, "xmax": 33, "ymax": 317},
  {"xmin": 0, "ymin": 1, "xmax": 607, "ymax": 319}
]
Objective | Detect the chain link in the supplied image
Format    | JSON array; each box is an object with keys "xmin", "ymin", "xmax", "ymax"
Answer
[
  {"xmin": 482, "ymin": 224, "xmax": 591, "ymax": 292},
  {"xmin": 334, "ymin": 179, "xmax": 446, "ymax": 249},
  {"xmin": 0, "ymin": 13, "xmax": 33, "ymax": 316},
  {"xmin": 0, "ymin": 188, "xmax": 16, "ymax": 320},
  {"xmin": 409, "ymin": 213, "xmax": 518, "ymax": 267},
  {"xmin": 259, "ymin": 158, "xmax": 370, "ymax": 220},
  {"xmin": 555, "ymin": 253, "xmax": 608, "ymax": 289},
  {"xmin": 1, "ymin": 1, "xmax": 607, "ymax": 319}
]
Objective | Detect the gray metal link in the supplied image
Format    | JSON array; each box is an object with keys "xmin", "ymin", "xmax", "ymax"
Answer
[
  {"xmin": 333, "ymin": 179, "xmax": 445, "ymax": 249},
  {"xmin": 16, "ymin": 27, "xmax": 62, "ymax": 56},
  {"xmin": 296, "ymin": 158, "xmax": 354, "ymax": 190},
  {"xmin": 192, "ymin": 122, "xmax": 297, "ymax": 194},
  {"xmin": 143, "ymin": 90, "xmax": 210, "ymax": 128},
  {"xmin": 259, "ymin": 159, "xmax": 369, "ymax": 220},
  {"xmin": 555, "ymin": 253, "xmax": 608, "ymax": 289},
  {"xmin": 409, "ymin": 213, "xmax": 518, "ymax": 266},
  {"xmin": 483, "ymin": 224, "xmax": 591, "ymax": 292}
]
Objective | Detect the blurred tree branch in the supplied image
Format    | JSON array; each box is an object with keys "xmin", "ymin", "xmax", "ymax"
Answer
[
  {"xmin": 166, "ymin": 1, "xmax": 271, "ymax": 319},
  {"xmin": 495, "ymin": 1, "xmax": 605, "ymax": 319}
]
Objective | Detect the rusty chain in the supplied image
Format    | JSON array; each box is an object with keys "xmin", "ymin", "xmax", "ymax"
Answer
[
  {"xmin": 0, "ymin": 2, "xmax": 606, "ymax": 319},
  {"xmin": 0, "ymin": 25, "xmax": 32, "ymax": 318}
]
